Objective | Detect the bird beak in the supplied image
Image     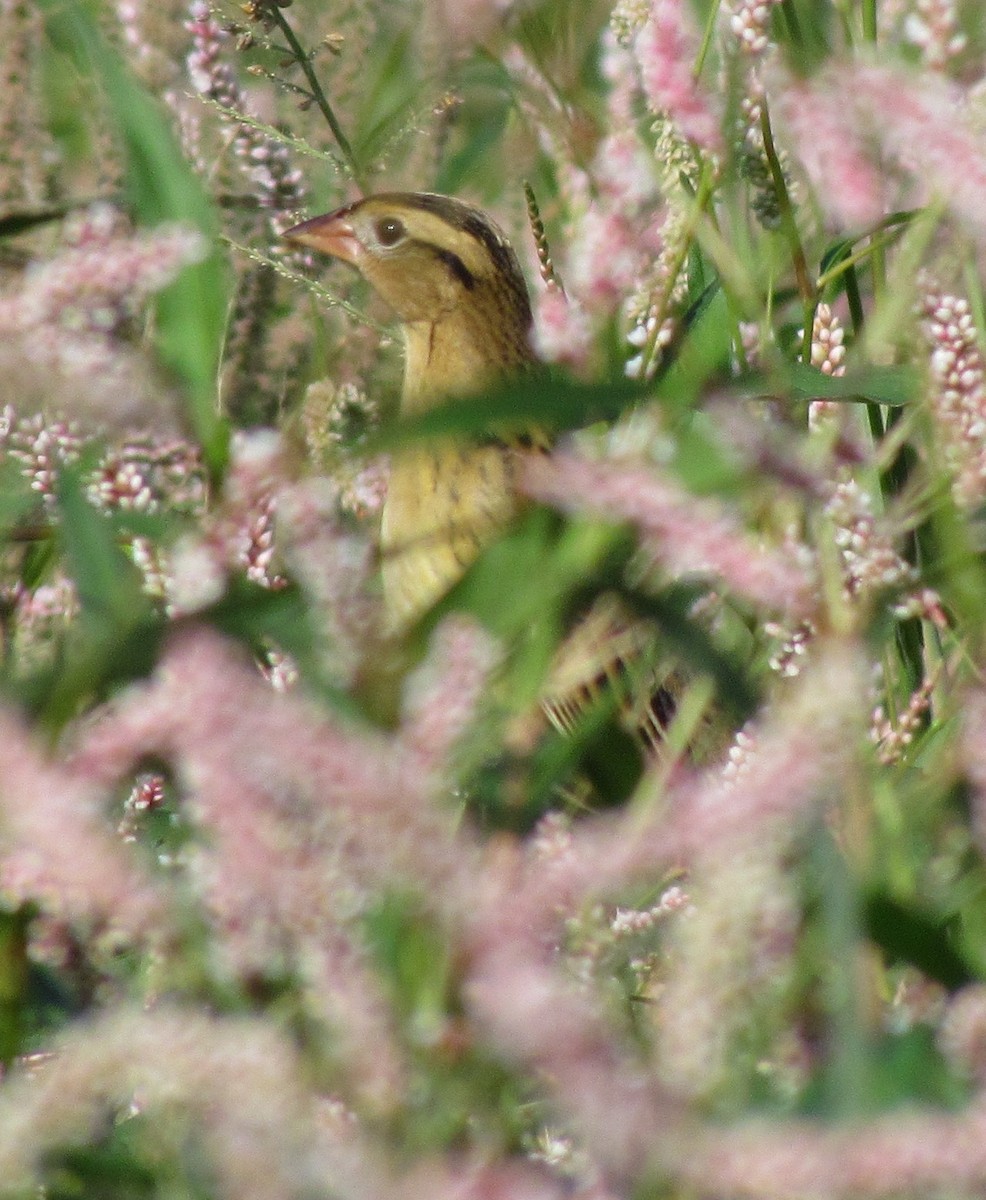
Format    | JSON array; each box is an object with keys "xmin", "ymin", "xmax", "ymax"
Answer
[{"xmin": 282, "ymin": 208, "xmax": 362, "ymax": 265}]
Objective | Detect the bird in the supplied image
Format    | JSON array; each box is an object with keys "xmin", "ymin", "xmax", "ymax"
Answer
[
  {"xmin": 285, "ymin": 191, "xmax": 536, "ymax": 634},
  {"xmin": 284, "ymin": 192, "xmax": 687, "ymax": 752}
]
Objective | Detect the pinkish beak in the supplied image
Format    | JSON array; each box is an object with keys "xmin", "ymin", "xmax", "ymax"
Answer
[{"xmin": 282, "ymin": 207, "xmax": 362, "ymax": 265}]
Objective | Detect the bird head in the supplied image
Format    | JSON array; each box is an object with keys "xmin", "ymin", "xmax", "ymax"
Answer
[
  {"xmin": 285, "ymin": 192, "xmax": 531, "ymax": 325},
  {"xmin": 284, "ymin": 193, "xmax": 534, "ymax": 407}
]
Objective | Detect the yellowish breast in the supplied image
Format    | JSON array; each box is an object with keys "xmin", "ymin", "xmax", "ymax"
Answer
[{"xmin": 380, "ymin": 442, "xmax": 517, "ymax": 632}]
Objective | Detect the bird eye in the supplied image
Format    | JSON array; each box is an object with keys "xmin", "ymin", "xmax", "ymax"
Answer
[{"xmin": 374, "ymin": 217, "xmax": 406, "ymax": 247}]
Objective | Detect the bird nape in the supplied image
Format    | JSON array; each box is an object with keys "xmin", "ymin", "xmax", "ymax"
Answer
[{"xmin": 285, "ymin": 191, "xmax": 694, "ymax": 758}]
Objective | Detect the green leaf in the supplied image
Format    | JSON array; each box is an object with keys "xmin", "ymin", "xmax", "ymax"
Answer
[
  {"xmin": 801, "ymin": 1026, "xmax": 969, "ymax": 1116},
  {"xmin": 0, "ymin": 459, "xmax": 44, "ymax": 534},
  {"xmin": 41, "ymin": 0, "xmax": 230, "ymax": 476},
  {"xmin": 17, "ymin": 615, "xmax": 166, "ymax": 732},
  {"xmin": 865, "ymin": 1026, "xmax": 968, "ymax": 1111},
  {"xmin": 654, "ymin": 285, "xmax": 733, "ymax": 416},
  {"xmin": 201, "ymin": 577, "xmax": 363, "ymax": 721},
  {"xmin": 671, "ymin": 417, "xmax": 746, "ymax": 496},
  {"xmin": 0, "ymin": 205, "xmax": 72, "ymax": 239},
  {"xmin": 55, "ymin": 463, "xmax": 150, "ymax": 627},
  {"xmin": 367, "ymin": 371, "xmax": 652, "ymax": 451},
  {"xmin": 924, "ymin": 480, "xmax": 986, "ymax": 644},
  {"xmin": 776, "ymin": 0, "xmax": 832, "ymax": 74},
  {"xmin": 747, "ymin": 362, "xmax": 918, "ymax": 407},
  {"xmin": 864, "ymin": 892, "xmax": 975, "ymax": 991},
  {"xmin": 10, "ymin": 465, "xmax": 164, "ymax": 728},
  {"xmin": 363, "ymin": 891, "xmax": 454, "ymax": 1027},
  {"xmin": 617, "ymin": 582, "xmax": 760, "ymax": 725},
  {"xmin": 437, "ymin": 510, "xmax": 637, "ymax": 710},
  {"xmin": 0, "ymin": 904, "xmax": 31, "ymax": 1070}
]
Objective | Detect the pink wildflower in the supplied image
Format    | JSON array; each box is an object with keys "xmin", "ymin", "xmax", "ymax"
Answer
[
  {"xmin": 961, "ymin": 688, "xmax": 986, "ymax": 856},
  {"xmin": 871, "ymin": 671, "xmax": 937, "ymax": 764},
  {"xmin": 519, "ymin": 449, "xmax": 816, "ymax": 618},
  {"xmin": 634, "ymin": 0, "xmax": 722, "ymax": 152},
  {"xmin": 401, "ymin": 617, "xmax": 500, "ymax": 781},
  {"xmin": 771, "ymin": 71, "xmax": 886, "ymax": 230},
  {"xmin": 940, "ymin": 985, "xmax": 986, "ymax": 1084},
  {"xmin": 0, "ymin": 710, "xmax": 164, "ymax": 937},
  {"xmin": 903, "ymin": 0, "xmax": 967, "ymax": 70},
  {"xmin": 848, "ymin": 63, "xmax": 986, "ymax": 240},
  {"xmin": 185, "ymin": 1, "xmax": 306, "ymax": 232},
  {"xmin": 919, "ymin": 281, "xmax": 986, "ymax": 507},
  {"xmin": 532, "ymin": 288, "xmax": 595, "ymax": 373},
  {"xmin": 726, "ymin": 0, "xmax": 784, "ymax": 56},
  {"xmin": 565, "ymin": 206, "xmax": 644, "ymax": 307},
  {"xmin": 0, "ymin": 207, "xmax": 204, "ymax": 429},
  {"xmin": 276, "ymin": 476, "xmax": 378, "ymax": 686},
  {"xmin": 0, "ymin": 1006, "xmax": 324, "ymax": 1200}
]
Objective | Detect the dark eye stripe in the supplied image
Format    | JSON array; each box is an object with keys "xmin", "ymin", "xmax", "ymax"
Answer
[
  {"xmin": 429, "ymin": 245, "xmax": 476, "ymax": 290},
  {"xmin": 391, "ymin": 194, "xmax": 518, "ymax": 282}
]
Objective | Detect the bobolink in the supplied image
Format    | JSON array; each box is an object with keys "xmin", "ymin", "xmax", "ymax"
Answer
[
  {"xmin": 286, "ymin": 192, "xmax": 684, "ymax": 751},
  {"xmin": 285, "ymin": 192, "xmax": 534, "ymax": 633}
]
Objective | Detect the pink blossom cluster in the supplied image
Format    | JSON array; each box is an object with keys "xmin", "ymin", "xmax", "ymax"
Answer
[
  {"xmin": 2, "ymin": 205, "xmax": 204, "ymax": 340},
  {"xmin": 88, "ymin": 439, "xmax": 206, "ymax": 516},
  {"xmin": 772, "ymin": 60, "xmax": 986, "ymax": 239},
  {"xmin": 532, "ymin": 287, "xmax": 595, "ymax": 372},
  {"xmin": 871, "ymin": 670, "xmax": 937, "ymax": 765},
  {"xmin": 0, "ymin": 710, "xmax": 165, "ymax": 937},
  {"xmin": 60, "ymin": 621, "xmax": 506, "ymax": 1103},
  {"xmin": 275, "ymin": 475, "xmax": 378, "ymax": 686},
  {"xmin": 770, "ymin": 68, "xmax": 886, "ymax": 230},
  {"xmin": 809, "ymin": 302, "xmax": 847, "ymax": 377},
  {"xmin": 843, "ymin": 63, "xmax": 986, "ymax": 239},
  {"xmin": 0, "ymin": 605, "xmax": 973, "ymax": 1200},
  {"xmin": 0, "ymin": 1006, "xmax": 326, "ymax": 1200},
  {"xmin": 4, "ymin": 410, "xmax": 81, "ymax": 499},
  {"xmin": 0, "ymin": 206, "xmax": 205, "ymax": 429},
  {"xmin": 919, "ymin": 281, "xmax": 986, "ymax": 507},
  {"xmin": 824, "ymin": 478, "xmax": 918, "ymax": 601},
  {"xmin": 401, "ymin": 615, "xmax": 501, "ymax": 780},
  {"xmin": 961, "ymin": 688, "xmax": 986, "ymax": 856},
  {"xmin": 531, "ymin": 29, "xmax": 673, "ymax": 375},
  {"xmin": 903, "ymin": 0, "xmax": 967, "ymax": 70},
  {"xmin": 633, "ymin": 0, "xmax": 722, "ymax": 153},
  {"xmin": 807, "ymin": 303, "xmax": 848, "ymax": 428},
  {"xmin": 172, "ymin": 430, "xmax": 285, "ymax": 608},
  {"xmin": 186, "ymin": 0, "xmax": 306, "ymax": 232},
  {"xmin": 532, "ymin": 167, "xmax": 664, "ymax": 373},
  {"xmin": 520, "ymin": 448, "xmax": 817, "ymax": 619},
  {"xmin": 726, "ymin": 0, "xmax": 784, "ymax": 57}
]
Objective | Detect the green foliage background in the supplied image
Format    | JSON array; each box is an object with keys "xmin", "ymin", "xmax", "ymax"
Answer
[{"xmin": 4, "ymin": 0, "xmax": 986, "ymax": 1196}]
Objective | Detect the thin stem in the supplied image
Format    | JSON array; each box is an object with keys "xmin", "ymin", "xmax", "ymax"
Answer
[
  {"xmin": 759, "ymin": 103, "xmax": 811, "ymax": 304},
  {"xmin": 694, "ymin": 0, "xmax": 722, "ymax": 79},
  {"xmin": 779, "ymin": 0, "xmax": 804, "ymax": 48},
  {"xmin": 523, "ymin": 182, "xmax": 564, "ymax": 293},
  {"xmin": 265, "ymin": 4, "xmax": 364, "ymax": 190},
  {"xmin": 861, "ymin": 0, "xmax": 877, "ymax": 42},
  {"xmin": 639, "ymin": 160, "xmax": 717, "ymax": 379},
  {"xmin": 758, "ymin": 102, "xmax": 813, "ymax": 362},
  {"xmin": 815, "ymin": 224, "xmax": 911, "ymax": 292}
]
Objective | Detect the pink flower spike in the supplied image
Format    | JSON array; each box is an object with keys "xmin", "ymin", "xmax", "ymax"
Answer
[
  {"xmin": 849, "ymin": 63, "xmax": 986, "ymax": 242},
  {"xmin": 519, "ymin": 449, "xmax": 816, "ymax": 619},
  {"xmin": 0, "ymin": 711, "xmax": 165, "ymax": 938},
  {"xmin": 634, "ymin": 0, "xmax": 722, "ymax": 153},
  {"xmin": 771, "ymin": 72, "xmax": 885, "ymax": 230}
]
